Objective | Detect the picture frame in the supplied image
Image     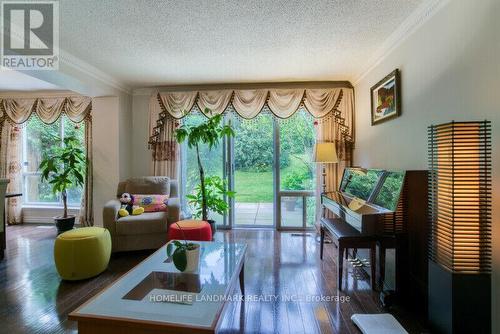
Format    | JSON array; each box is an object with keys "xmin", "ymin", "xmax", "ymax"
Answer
[{"xmin": 370, "ymin": 69, "xmax": 401, "ymax": 125}]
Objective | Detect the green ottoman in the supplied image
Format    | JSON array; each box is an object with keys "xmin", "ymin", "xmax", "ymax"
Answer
[{"xmin": 54, "ymin": 227, "xmax": 111, "ymax": 280}]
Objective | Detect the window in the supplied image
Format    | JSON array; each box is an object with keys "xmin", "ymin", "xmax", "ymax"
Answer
[
  {"xmin": 179, "ymin": 107, "xmax": 317, "ymax": 229},
  {"xmin": 22, "ymin": 116, "xmax": 85, "ymax": 207}
]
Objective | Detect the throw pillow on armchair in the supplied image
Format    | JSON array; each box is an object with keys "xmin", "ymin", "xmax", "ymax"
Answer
[{"xmin": 133, "ymin": 194, "xmax": 170, "ymax": 212}]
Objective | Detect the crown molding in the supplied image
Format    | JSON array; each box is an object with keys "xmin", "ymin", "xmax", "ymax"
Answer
[
  {"xmin": 132, "ymin": 87, "xmax": 154, "ymax": 96},
  {"xmin": 60, "ymin": 50, "xmax": 132, "ymax": 95},
  {"xmin": 0, "ymin": 90, "xmax": 81, "ymax": 98},
  {"xmin": 352, "ymin": 0, "xmax": 451, "ymax": 86},
  {"xmin": 0, "ymin": 25, "xmax": 130, "ymax": 94}
]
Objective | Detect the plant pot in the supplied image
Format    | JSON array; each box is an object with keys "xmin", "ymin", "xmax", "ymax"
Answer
[
  {"xmin": 54, "ymin": 215, "xmax": 76, "ymax": 234},
  {"xmin": 167, "ymin": 241, "xmax": 201, "ymax": 273},
  {"xmin": 207, "ymin": 219, "xmax": 216, "ymax": 238},
  {"xmin": 285, "ymin": 198, "xmax": 297, "ymax": 211},
  {"xmin": 184, "ymin": 244, "xmax": 200, "ymax": 273}
]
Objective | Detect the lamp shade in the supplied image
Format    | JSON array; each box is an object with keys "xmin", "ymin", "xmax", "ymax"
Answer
[
  {"xmin": 313, "ymin": 142, "xmax": 338, "ymax": 163},
  {"xmin": 427, "ymin": 120, "xmax": 492, "ymax": 334},
  {"xmin": 428, "ymin": 120, "xmax": 491, "ymax": 273}
]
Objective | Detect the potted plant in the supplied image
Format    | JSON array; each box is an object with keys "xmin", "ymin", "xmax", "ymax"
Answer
[
  {"xmin": 39, "ymin": 135, "xmax": 87, "ymax": 234},
  {"xmin": 187, "ymin": 175, "xmax": 235, "ymax": 235},
  {"xmin": 175, "ymin": 110, "xmax": 235, "ymax": 225},
  {"xmin": 166, "ymin": 222, "xmax": 200, "ymax": 272}
]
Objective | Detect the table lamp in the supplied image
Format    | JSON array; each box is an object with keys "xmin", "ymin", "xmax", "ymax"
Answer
[{"xmin": 428, "ymin": 120, "xmax": 491, "ymax": 334}]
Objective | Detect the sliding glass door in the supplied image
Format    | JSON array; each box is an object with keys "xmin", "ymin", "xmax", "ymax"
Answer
[
  {"xmin": 231, "ymin": 113, "xmax": 276, "ymax": 228},
  {"xmin": 277, "ymin": 110, "xmax": 316, "ymax": 229},
  {"xmin": 181, "ymin": 108, "xmax": 316, "ymax": 230}
]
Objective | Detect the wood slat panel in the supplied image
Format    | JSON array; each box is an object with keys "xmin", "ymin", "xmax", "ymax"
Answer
[{"xmin": 428, "ymin": 121, "xmax": 491, "ymax": 273}]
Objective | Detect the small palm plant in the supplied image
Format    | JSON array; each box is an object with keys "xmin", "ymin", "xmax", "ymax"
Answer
[{"xmin": 39, "ymin": 135, "xmax": 86, "ymax": 233}]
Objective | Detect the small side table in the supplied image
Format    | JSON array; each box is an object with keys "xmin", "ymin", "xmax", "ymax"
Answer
[{"xmin": 1, "ymin": 192, "xmax": 22, "ymax": 259}]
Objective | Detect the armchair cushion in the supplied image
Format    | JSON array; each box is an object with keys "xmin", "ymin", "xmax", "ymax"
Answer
[
  {"xmin": 125, "ymin": 177, "xmax": 170, "ymax": 196},
  {"xmin": 116, "ymin": 212, "xmax": 169, "ymax": 235}
]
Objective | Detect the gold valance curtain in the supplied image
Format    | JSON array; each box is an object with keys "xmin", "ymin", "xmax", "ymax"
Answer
[
  {"xmin": 0, "ymin": 96, "xmax": 93, "ymax": 226},
  {"xmin": 150, "ymin": 88, "xmax": 353, "ymax": 145},
  {"xmin": 0, "ymin": 96, "xmax": 92, "ymax": 124},
  {"xmin": 149, "ymin": 87, "xmax": 355, "ymax": 185},
  {"xmin": 153, "ymin": 88, "xmax": 346, "ymax": 120}
]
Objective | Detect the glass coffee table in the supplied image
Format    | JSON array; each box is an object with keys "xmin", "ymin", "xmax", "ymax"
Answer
[{"xmin": 69, "ymin": 241, "xmax": 246, "ymax": 334}]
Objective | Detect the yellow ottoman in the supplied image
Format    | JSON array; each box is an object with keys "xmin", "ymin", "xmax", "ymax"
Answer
[{"xmin": 54, "ymin": 227, "xmax": 111, "ymax": 280}]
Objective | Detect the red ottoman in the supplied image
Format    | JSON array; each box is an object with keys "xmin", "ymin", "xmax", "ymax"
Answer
[{"xmin": 168, "ymin": 220, "xmax": 212, "ymax": 241}]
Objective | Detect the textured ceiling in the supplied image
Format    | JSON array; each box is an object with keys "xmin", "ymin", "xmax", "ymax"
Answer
[{"xmin": 60, "ymin": 0, "xmax": 424, "ymax": 88}]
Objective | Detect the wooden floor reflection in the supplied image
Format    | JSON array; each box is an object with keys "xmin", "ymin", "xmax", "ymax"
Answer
[{"xmin": 0, "ymin": 225, "xmax": 425, "ymax": 333}]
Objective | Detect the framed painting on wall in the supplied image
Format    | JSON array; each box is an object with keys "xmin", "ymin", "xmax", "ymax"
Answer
[{"xmin": 370, "ymin": 69, "xmax": 401, "ymax": 125}]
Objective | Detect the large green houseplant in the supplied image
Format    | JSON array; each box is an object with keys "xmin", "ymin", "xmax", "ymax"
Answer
[
  {"xmin": 39, "ymin": 135, "xmax": 87, "ymax": 234},
  {"xmin": 187, "ymin": 175, "xmax": 235, "ymax": 221},
  {"xmin": 175, "ymin": 110, "xmax": 234, "ymax": 222}
]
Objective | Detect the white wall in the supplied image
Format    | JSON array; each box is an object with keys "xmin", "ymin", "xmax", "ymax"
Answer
[
  {"xmin": 27, "ymin": 63, "xmax": 135, "ymax": 225},
  {"xmin": 119, "ymin": 93, "xmax": 133, "ymax": 179},
  {"xmin": 131, "ymin": 94, "xmax": 152, "ymax": 176},
  {"xmin": 92, "ymin": 96, "xmax": 120, "ymax": 227},
  {"xmin": 353, "ymin": 0, "xmax": 500, "ymax": 332}
]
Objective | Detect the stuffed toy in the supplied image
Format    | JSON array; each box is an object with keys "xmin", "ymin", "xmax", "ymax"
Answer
[{"xmin": 118, "ymin": 192, "xmax": 145, "ymax": 217}]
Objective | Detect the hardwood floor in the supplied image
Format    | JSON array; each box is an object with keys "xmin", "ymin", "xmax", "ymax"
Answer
[{"xmin": 0, "ymin": 225, "xmax": 426, "ymax": 334}]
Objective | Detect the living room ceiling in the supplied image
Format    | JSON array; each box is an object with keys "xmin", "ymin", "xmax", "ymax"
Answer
[{"xmin": 60, "ymin": 0, "xmax": 425, "ymax": 88}]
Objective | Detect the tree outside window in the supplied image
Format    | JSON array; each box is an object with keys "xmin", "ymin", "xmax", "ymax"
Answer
[{"xmin": 22, "ymin": 116, "xmax": 85, "ymax": 206}]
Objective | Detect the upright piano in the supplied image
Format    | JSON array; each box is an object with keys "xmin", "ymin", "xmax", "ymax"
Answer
[{"xmin": 321, "ymin": 168, "xmax": 428, "ymax": 311}]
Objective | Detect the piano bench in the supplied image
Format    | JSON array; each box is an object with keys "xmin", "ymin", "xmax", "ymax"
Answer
[{"xmin": 319, "ymin": 217, "xmax": 377, "ymax": 291}]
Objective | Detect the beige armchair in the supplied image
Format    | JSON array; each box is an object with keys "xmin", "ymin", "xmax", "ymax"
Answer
[{"xmin": 103, "ymin": 177, "xmax": 180, "ymax": 252}]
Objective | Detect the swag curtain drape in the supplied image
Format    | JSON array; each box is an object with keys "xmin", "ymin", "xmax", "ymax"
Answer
[
  {"xmin": 0, "ymin": 96, "xmax": 93, "ymax": 226},
  {"xmin": 0, "ymin": 123, "xmax": 22, "ymax": 224},
  {"xmin": 151, "ymin": 88, "xmax": 346, "ymax": 120},
  {"xmin": 149, "ymin": 95, "xmax": 180, "ymax": 179},
  {"xmin": 149, "ymin": 87, "xmax": 354, "ymax": 195}
]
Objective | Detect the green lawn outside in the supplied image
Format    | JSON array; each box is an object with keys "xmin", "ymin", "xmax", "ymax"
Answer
[
  {"xmin": 234, "ymin": 155, "xmax": 314, "ymax": 203},
  {"xmin": 235, "ymin": 170, "xmax": 273, "ymax": 202}
]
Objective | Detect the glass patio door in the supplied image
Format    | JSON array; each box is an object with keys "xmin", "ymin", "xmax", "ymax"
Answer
[
  {"xmin": 181, "ymin": 108, "xmax": 316, "ymax": 230},
  {"xmin": 276, "ymin": 110, "xmax": 317, "ymax": 230},
  {"xmin": 229, "ymin": 112, "xmax": 276, "ymax": 228}
]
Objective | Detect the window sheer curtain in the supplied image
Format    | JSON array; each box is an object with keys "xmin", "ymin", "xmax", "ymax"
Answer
[
  {"xmin": 149, "ymin": 87, "xmax": 355, "ymax": 197},
  {"xmin": 0, "ymin": 96, "xmax": 93, "ymax": 226}
]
